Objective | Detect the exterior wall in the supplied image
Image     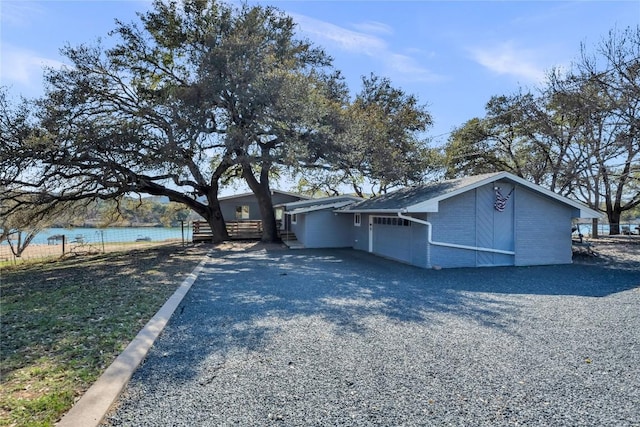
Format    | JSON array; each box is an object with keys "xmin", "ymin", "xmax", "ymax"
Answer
[
  {"xmin": 299, "ymin": 210, "xmax": 353, "ymax": 248},
  {"xmin": 427, "ymin": 183, "xmax": 573, "ymax": 268},
  {"xmin": 290, "ymin": 213, "xmax": 306, "ymax": 244},
  {"xmin": 475, "ymin": 182, "xmax": 515, "ymax": 266},
  {"xmin": 220, "ymin": 193, "xmax": 303, "ymax": 222},
  {"xmin": 514, "ymin": 187, "xmax": 574, "ymax": 266},
  {"xmin": 351, "ymin": 214, "xmax": 428, "ymax": 268},
  {"xmin": 428, "ymin": 189, "xmax": 482, "ymax": 268},
  {"xmin": 315, "ymin": 182, "xmax": 576, "ymax": 269},
  {"xmin": 428, "ymin": 182, "xmax": 516, "ymax": 268},
  {"xmin": 409, "ymin": 214, "xmax": 429, "ymax": 268},
  {"xmin": 352, "ymin": 214, "xmax": 370, "ymax": 252}
]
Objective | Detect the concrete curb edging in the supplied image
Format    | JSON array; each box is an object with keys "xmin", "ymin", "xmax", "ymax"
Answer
[{"xmin": 56, "ymin": 252, "xmax": 211, "ymax": 427}]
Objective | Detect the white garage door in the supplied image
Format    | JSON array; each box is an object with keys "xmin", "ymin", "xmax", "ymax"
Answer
[{"xmin": 370, "ymin": 216, "xmax": 413, "ymax": 264}]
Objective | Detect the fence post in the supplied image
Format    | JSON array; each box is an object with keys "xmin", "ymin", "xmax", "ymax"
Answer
[{"xmin": 62, "ymin": 235, "xmax": 66, "ymax": 255}]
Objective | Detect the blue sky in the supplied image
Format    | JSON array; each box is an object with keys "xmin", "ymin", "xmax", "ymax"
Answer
[{"xmin": 1, "ymin": 0, "xmax": 638, "ymax": 145}]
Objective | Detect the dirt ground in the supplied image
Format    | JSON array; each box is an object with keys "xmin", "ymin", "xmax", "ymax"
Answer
[{"xmin": 572, "ymin": 235, "xmax": 640, "ymax": 268}]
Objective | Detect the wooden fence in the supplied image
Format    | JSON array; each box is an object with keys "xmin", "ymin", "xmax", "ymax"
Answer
[{"xmin": 193, "ymin": 220, "xmax": 289, "ymax": 242}]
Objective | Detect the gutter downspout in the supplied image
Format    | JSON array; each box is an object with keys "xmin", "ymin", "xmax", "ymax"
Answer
[{"xmin": 397, "ymin": 212, "xmax": 516, "ymax": 266}]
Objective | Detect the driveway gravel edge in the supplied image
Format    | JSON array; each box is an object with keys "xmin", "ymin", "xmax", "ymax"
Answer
[{"xmin": 56, "ymin": 251, "xmax": 212, "ymax": 427}]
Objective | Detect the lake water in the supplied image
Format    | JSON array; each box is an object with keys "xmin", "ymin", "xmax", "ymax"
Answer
[
  {"xmin": 2, "ymin": 227, "xmax": 190, "ymax": 245},
  {"xmin": 3, "ymin": 222, "xmax": 638, "ymax": 246},
  {"xmin": 575, "ymin": 223, "xmax": 640, "ymax": 236}
]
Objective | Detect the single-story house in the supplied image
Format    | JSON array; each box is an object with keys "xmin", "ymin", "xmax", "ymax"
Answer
[
  {"xmin": 284, "ymin": 172, "xmax": 601, "ymax": 268},
  {"xmin": 218, "ymin": 190, "xmax": 311, "ymax": 224},
  {"xmin": 193, "ymin": 190, "xmax": 312, "ymax": 241},
  {"xmin": 278, "ymin": 195, "xmax": 363, "ymax": 248}
]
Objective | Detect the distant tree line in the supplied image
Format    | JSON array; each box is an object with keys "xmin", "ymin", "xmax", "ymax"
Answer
[
  {"xmin": 442, "ymin": 27, "xmax": 640, "ymax": 234},
  {"xmin": 73, "ymin": 197, "xmax": 193, "ymax": 228},
  {"xmin": 0, "ymin": 0, "xmax": 638, "ymax": 240},
  {"xmin": 0, "ymin": 195, "xmax": 191, "ymax": 257}
]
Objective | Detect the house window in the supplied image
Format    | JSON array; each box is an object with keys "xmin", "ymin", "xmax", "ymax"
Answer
[
  {"xmin": 291, "ymin": 213, "xmax": 297, "ymax": 224},
  {"xmin": 354, "ymin": 213, "xmax": 361, "ymax": 227},
  {"xmin": 372, "ymin": 216, "xmax": 411, "ymax": 227},
  {"xmin": 235, "ymin": 205, "xmax": 249, "ymax": 220}
]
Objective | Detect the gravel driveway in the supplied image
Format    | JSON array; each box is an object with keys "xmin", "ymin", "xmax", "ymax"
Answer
[{"xmin": 103, "ymin": 246, "xmax": 640, "ymax": 426}]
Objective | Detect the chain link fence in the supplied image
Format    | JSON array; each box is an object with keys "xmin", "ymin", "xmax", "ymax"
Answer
[
  {"xmin": 574, "ymin": 222, "xmax": 640, "ymax": 238},
  {"xmin": 1, "ymin": 222, "xmax": 194, "ymax": 264}
]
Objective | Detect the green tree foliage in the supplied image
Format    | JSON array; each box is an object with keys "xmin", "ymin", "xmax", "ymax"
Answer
[
  {"xmin": 295, "ymin": 75, "xmax": 437, "ymax": 197},
  {"xmin": 442, "ymin": 26, "xmax": 640, "ymax": 234},
  {"xmin": 1, "ymin": 0, "xmax": 343, "ymax": 243},
  {"xmin": 554, "ymin": 26, "xmax": 640, "ymax": 234}
]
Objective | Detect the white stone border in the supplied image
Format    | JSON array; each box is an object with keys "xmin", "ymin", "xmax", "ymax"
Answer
[{"xmin": 57, "ymin": 252, "xmax": 211, "ymax": 427}]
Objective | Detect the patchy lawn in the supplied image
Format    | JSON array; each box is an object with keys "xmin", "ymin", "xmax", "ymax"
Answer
[{"xmin": 0, "ymin": 243, "xmax": 210, "ymax": 427}]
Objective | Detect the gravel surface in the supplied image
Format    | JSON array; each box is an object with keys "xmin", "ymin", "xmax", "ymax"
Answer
[{"xmin": 103, "ymin": 244, "xmax": 640, "ymax": 426}]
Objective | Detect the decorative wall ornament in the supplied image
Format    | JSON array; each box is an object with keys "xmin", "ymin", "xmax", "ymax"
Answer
[{"xmin": 494, "ymin": 187, "xmax": 514, "ymax": 212}]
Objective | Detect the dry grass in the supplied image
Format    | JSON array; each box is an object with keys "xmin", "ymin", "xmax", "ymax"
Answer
[
  {"xmin": 573, "ymin": 235, "xmax": 640, "ymax": 267},
  {"xmin": 0, "ymin": 243, "xmax": 210, "ymax": 427}
]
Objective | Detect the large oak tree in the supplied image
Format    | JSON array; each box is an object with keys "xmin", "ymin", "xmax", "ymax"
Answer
[
  {"xmin": 1, "ymin": 0, "xmax": 344, "ymax": 243},
  {"xmin": 294, "ymin": 75, "xmax": 437, "ymax": 197}
]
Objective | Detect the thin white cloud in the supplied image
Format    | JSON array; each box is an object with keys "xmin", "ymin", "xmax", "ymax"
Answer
[
  {"xmin": 352, "ymin": 20, "xmax": 393, "ymax": 35},
  {"xmin": 0, "ymin": 2, "xmax": 45, "ymax": 27},
  {"xmin": 292, "ymin": 13, "xmax": 386, "ymax": 55},
  {"xmin": 388, "ymin": 53, "xmax": 443, "ymax": 82},
  {"xmin": 1, "ymin": 45, "xmax": 67, "ymax": 88},
  {"xmin": 291, "ymin": 13, "xmax": 443, "ymax": 83},
  {"xmin": 469, "ymin": 42, "xmax": 546, "ymax": 83}
]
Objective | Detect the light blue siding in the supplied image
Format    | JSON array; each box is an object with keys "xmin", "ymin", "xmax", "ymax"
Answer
[
  {"xmin": 410, "ymin": 214, "xmax": 429, "ymax": 268},
  {"xmin": 290, "ymin": 214, "xmax": 306, "ymax": 244},
  {"xmin": 220, "ymin": 193, "xmax": 302, "ymax": 221},
  {"xmin": 352, "ymin": 214, "xmax": 370, "ymax": 252},
  {"xmin": 514, "ymin": 188, "xmax": 574, "ymax": 266},
  {"xmin": 320, "ymin": 181, "xmax": 577, "ymax": 269},
  {"xmin": 475, "ymin": 182, "xmax": 515, "ymax": 266},
  {"xmin": 428, "ymin": 183, "xmax": 516, "ymax": 268},
  {"xmin": 300, "ymin": 210, "xmax": 353, "ymax": 248},
  {"xmin": 429, "ymin": 189, "xmax": 479, "ymax": 268},
  {"xmin": 220, "ymin": 194, "xmax": 262, "ymax": 221},
  {"xmin": 370, "ymin": 216, "xmax": 429, "ymax": 268}
]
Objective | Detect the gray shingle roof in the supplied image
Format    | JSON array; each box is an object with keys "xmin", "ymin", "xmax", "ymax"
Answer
[
  {"xmin": 340, "ymin": 172, "xmax": 502, "ymax": 212},
  {"xmin": 279, "ymin": 195, "xmax": 363, "ymax": 210}
]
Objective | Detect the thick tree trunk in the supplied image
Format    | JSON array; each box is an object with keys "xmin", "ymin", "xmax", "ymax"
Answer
[
  {"xmin": 203, "ymin": 207, "xmax": 228, "ymax": 243},
  {"xmin": 591, "ymin": 217, "xmax": 599, "ymax": 239},
  {"xmin": 241, "ymin": 164, "xmax": 279, "ymax": 243},
  {"xmin": 203, "ymin": 188, "xmax": 229, "ymax": 243},
  {"xmin": 139, "ymin": 179, "xmax": 229, "ymax": 243},
  {"xmin": 607, "ymin": 210, "xmax": 621, "ymax": 235},
  {"xmin": 255, "ymin": 186, "xmax": 279, "ymax": 243}
]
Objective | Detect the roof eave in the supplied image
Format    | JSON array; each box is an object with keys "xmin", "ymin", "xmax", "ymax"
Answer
[
  {"xmin": 286, "ymin": 200, "xmax": 358, "ymax": 214},
  {"xmin": 337, "ymin": 208, "xmax": 404, "ymax": 214},
  {"xmin": 500, "ymin": 173, "xmax": 602, "ymax": 218},
  {"xmin": 406, "ymin": 172, "xmax": 602, "ymax": 218},
  {"xmin": 578, "ymin": 208, "xmax": 603, "ymax": 219}
]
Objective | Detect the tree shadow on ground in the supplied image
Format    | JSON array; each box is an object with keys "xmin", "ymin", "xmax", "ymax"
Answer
[
  {"xmin": 132, "ymin": 247, "xmax": 639, "ymax": 388},
  {"xmin": 0, "ymin": 244, "xmax": 208, "ymax": 375}
]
